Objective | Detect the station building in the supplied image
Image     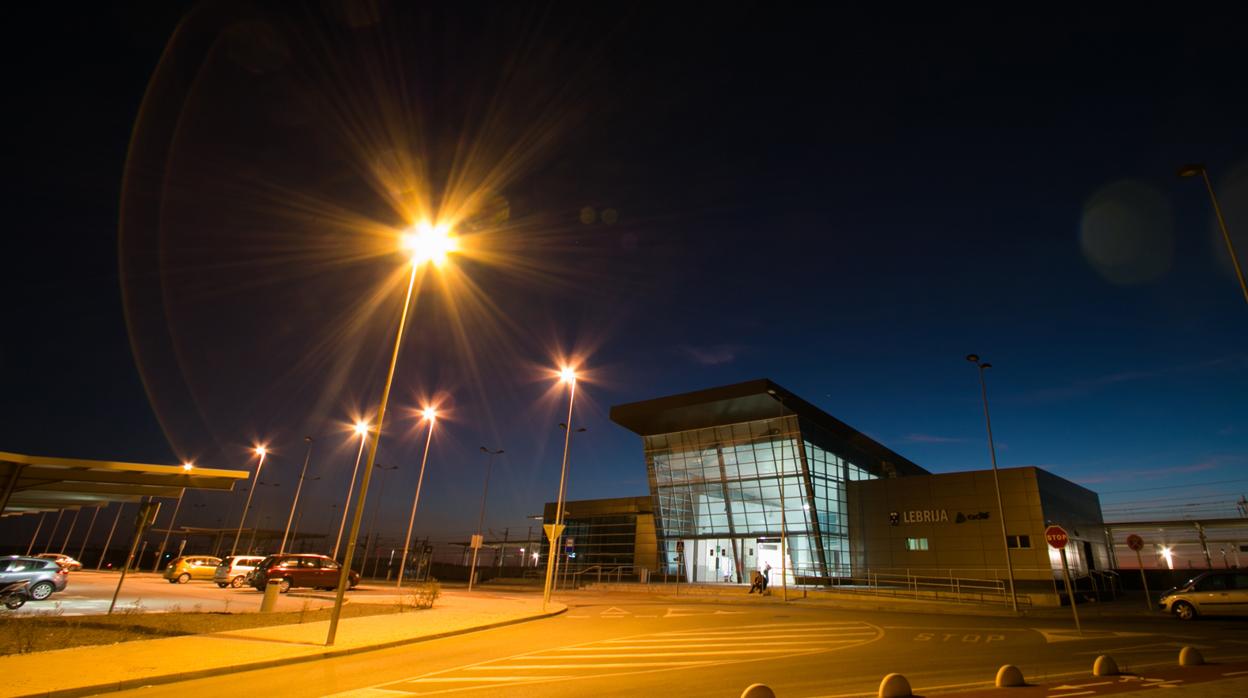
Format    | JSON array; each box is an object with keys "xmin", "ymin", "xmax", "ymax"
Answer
[{"xmin": 547, "ymin": 379, "xmax": 1109, "ymax": 595}]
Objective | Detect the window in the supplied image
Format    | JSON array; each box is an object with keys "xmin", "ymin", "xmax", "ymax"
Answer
[
  {"xmin": 906, "ymin": 538, "xmax": 929, "ymax": 551},
  {"xmin": 1007, "ymin": 535, "xmax": 1031, "ymax": 549}
]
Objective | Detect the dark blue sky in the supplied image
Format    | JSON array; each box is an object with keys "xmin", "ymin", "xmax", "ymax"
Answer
[{"xmin": 4, "ymin": 3, "xmax": 1246, "ymax": 547}]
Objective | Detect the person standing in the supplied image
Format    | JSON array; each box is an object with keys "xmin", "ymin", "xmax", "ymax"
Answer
[{"xmin": 761, "ymin": 562, "xmax": 771, "ymax": 593}]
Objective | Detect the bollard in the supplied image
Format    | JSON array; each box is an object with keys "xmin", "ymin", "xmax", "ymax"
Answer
[
  {"xmin": 740, "ymin": 684, "xmax": 775, "ymax": 698},
  {"xmin": 878, "ymin": 673, "xmax": 912, "ymax": 698},
  {"xmin": 260, "ymin": 579, "xmax": 281, "ymax": 613},
  {"xmin": 1179, "ymin": 646, "xmax": 1205, "ymax": 667},
  {"xmin": 995, "ymin": 664, "xmax": 1025, "ymax": 687},
  {"xmin": 1092, "ymin": 655, "xmax": 1119, "ymax": 677}
]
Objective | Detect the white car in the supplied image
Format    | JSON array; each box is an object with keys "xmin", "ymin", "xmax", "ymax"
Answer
[
  {"xmin": 1159, "ymin": 571, "xmax": 1248, "ymax": 620},
  {"xmin": 213, "ymin": 555, "xmax": 264, "ymax": 588},
  {"xmin": 35, "ymin": 553, "xmax": 82, "ymax": 571}
]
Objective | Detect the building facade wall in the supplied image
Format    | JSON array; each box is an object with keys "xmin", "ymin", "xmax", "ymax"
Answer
[{"xmin": 847, "ymin": 467, "xmax": 1106, "ymax": 584}]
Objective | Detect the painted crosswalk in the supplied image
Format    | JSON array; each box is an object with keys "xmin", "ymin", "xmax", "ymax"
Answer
[{"xmin": 334, "ymin": 621, "xmax": 882, "ymax": 696}]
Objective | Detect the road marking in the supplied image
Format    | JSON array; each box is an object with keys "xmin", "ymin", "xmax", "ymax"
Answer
[
  {"xmin": 351, "ymin": 620, "xmax": 883, "ymax": 695},
  {"xmin": 1051, "ymin": 681, "xmax": 1113, "ymax": 689},
  {"xmin": 1049, "ymin": 692, "xmax": 1096, "ymax": 697},
  {"xmin": 1074, "ymin": 642, "xmax": 1215, "ymax": 655},
  {"xmin": 1037, "ymin": 628, "xmax": 1155, "ymax": 643},
  {"xmin": 600, "ymin": 606, "xmax": 632, "ymax": 616},
  {"xmin": 1223, "ymin": 670, "xmax": 1248, "ymax": 676}
]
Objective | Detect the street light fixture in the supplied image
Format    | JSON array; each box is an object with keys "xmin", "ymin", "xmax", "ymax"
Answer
[
  {"xmin": 327, "ymin": 219, "xmax": 457, "ymax": 646},
  {"xmin": 280, "ymin": 437, "xmax": 315, "ymax": 554},
  {"xmin": 334, "ymin": 421, "xmax": 372, "ymax": 560},
  {"xmin": 230, "ymin": 447, "xmax": 268, "ymax": 557},
  {"xmin": 542, "ymin": 366, "xmax": 579, "ymax": 610},
  {"xmin": 397, "ymin": 407, "xmax": 439, "ymax": 593},
  {"xmin": 966, "ymin": 354, "xmax": 1019, "ymax": 613},
  {"xmin": 469, "ymin": 445, "xmax": 505, "ymax": 591},
  {"xmin": 1177, "ymin": 163, "xmax": 1248, "ymax": 308}
]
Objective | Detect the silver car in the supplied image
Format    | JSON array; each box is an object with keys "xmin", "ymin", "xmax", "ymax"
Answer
[
  {"xmin": 0, "ymin": 556, "xmax": 68, "ymax": 601},
  {"xmin": 213, "ymin": 555, "xmax": 264, "ymax": 588},
  {"xmin": 1160, "ymin": 571, "xmax": 1248, "ymax": 620}
]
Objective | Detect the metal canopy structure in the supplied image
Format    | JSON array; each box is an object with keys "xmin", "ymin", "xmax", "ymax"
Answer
[{"xmin": 0, "ymin": 450, "xmax": 249, "ymax": 517}]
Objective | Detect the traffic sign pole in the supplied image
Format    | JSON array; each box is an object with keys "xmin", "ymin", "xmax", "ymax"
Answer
[
  {"xmin": 1126, "ymin": 534, "xmax": 1150, "ymax": 610},
  {"xmin": 1047, "ymin": 525, "xmax": 1081, "ymax": 635}
]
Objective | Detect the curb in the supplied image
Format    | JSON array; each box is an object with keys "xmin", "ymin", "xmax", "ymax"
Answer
[{"xmin": 13, "ymin": 605, "xmax": 568, "ymax": 698}]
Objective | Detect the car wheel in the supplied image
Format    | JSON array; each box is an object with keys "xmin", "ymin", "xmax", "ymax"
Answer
[
  {"xmin": 4, "ymin": 594, "xmax": 26, "ymax": 609},
  {"xmin": 1173, "ymin": 601, "xmax": 1197, "ymax": 620},
  {"xmin": 177, "ymin": 572, "xmax": 191, "ymax": 584},
  {"xmin": 216, "ymin": 582, "xmax": 228, "ymax": 588},
  {"xmin": 230, "ymin": 576, "xmax": 244, "ymax": 588},
  {"xmin": 278, "ymin": 578, "xmax": 292, "ymax": 593},
  {"xmin": 29, "ymin": 581, "xmax": 55, "ymax": 601}
]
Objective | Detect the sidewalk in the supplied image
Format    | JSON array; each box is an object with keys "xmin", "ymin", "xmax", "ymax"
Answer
[{"xmin": 0, "ymin": 590, "xmax": 565, "ymax": 698}]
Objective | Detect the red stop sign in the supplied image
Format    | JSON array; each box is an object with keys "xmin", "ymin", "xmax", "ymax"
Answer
[{"xmin": 1045, "ymin": 525, "xmax": 1069, "ymax": 549}]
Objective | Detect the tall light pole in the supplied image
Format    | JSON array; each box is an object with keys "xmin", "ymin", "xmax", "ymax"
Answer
[
  {"xmin": 967, "ymin": 354, "xmax": 1018, "ymax": 613},
  {"xmin": 469, "ymin": 446, "xmax": 504, "ymax": 591},
  {"xmin": 230, "ymin": 447, "xmax": 268, "ymax": 557},
  {"xmin": 153, "ymin": 462, "xmax": 193, "ymax": 571},
  {"xmin": 542, "ymin": 366, "xmax": 579, "ymax": 610},
  {"xmin": 334, "ymin": 422, "xmax": 371, "ymax": 559},
  {"xmin": 1178, "ymin": 164, "xmax": 1248, "ymax": 307},
  {"xmin": 398, "ymin": 408, "xmax": 438, "ymax": 593},
  {"xmin": 281, "ymin": 437, "xmax": 315, "ymax": 554},
  {"xmin": 326, "ymin": 219, "xmax": 457, "ymax": 646}
]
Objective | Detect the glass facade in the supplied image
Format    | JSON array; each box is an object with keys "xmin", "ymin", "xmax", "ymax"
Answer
[{"xmin": 645, "ymin": 414, "xmax": 878, "ymax": 580}]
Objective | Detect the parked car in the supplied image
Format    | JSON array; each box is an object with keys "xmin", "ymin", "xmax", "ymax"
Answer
[
  {"xmin": 0, "ymin": 556, "xmax": 68, "ymax": 601},
  {"xmin": 34, "ymin": 553, "xmax": 82, "ymax": 571},
  {"xmin": 1159, "ymin": 571, "xmax": 1248, "ymax": 620},
  {"xmin": 163, "ymin": 555, "xmax": 222, "ymax": 584},
  {"xmin": 249, "ymin": 554, "xmax": 360, "ymax": 593},
  {"xmin": 214, "ymin": 555, "xmax": 264, "ymax": 588}
]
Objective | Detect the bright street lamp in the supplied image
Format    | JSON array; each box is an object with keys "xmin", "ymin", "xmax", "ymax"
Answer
[
  {"xmin": 1177, "ymin": 163, "xmax": 1248, "ymax": 308},
  {"xmin": 542, "ymin": 366, "xmax": 579, "ymax": 610},
  {"xmin": 966, "ymin": 354, "xmax": 1019, "ymax": 613},
  {"xmin": 326, "ymin": 220, "xmax": 457, "ymax": 646},
  {"xmin": 230, "ymin": 447, "xmax": 268, "ymax": 557},
  {"xmin": 280, "ymin": 437, "xmax": 314, "ymax": 554},
  {"xmin": 333, "ymin": 421, "xmax": 372, "ymax": 559},
  {"xmin": 397, "ymin": 408, "xmax": 439, "ymax": 593},
  {"xmin": 469, "ymin": 446, "xmax": 505, "ymax": 591}
]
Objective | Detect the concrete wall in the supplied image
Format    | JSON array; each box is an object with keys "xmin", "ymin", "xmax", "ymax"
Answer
[{"xmin": 847, "ymin": 467, "xmax": 1091, "ymax": 582}]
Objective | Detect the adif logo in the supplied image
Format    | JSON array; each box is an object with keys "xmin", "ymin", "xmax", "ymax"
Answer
[{"xmin": 888, "ymin": 512, "xmax": 900, "ymax": 526}]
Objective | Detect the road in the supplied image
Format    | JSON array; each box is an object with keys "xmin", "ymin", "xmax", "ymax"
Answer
[{"xmin": 109, "ymin": 589, "xmax": 1248, "ymax": 698}]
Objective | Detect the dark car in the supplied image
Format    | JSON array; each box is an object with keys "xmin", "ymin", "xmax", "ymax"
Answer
[
  {"xmin": 0, "ymin": 556, "xmax": 68, "ymax": 601},
  {"xmin": 249, "ymin": 554, "xmax": 360, "ymax": 593}
]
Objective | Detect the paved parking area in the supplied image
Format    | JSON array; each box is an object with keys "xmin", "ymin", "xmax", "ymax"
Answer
[{"xmin": 10, "ymin": 570, "xmax": 405, "ymax": 615}]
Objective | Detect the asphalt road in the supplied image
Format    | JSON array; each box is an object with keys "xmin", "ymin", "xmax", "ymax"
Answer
[{"xmin": 107, "ymin": 589, "xmax": 1248, "ymax": 698}]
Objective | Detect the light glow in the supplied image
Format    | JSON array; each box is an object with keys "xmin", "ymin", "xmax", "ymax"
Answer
[
  {"xmin": 559, "ymin": 366, "xmax": 577, "ymax": 384},
  {"xmin": 400, "ymin": 221, "xmax": 457, "ymax": 267},
  {"xmin": 254, "ymin": 446, "xmax": 267, "ymax": 457},
  {"xmin": 1160, "ymin": 545, "xmax": 1174, "ymax": 570},
  {"xmin": 182, "ymin": 462, "xmax": 194, "ymax": 471},
  {"xmin": 353, "ymin": 421, "xmax": 370, "ymax": 437},
  {"xmin": 422, "ymin": 406, "xmax": 438, "ymax": 421}
]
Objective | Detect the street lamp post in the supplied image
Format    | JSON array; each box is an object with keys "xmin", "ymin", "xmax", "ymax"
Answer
[
  {"xmin": 333, "ymin": 422, "xmax": 370, "ymax": 560},
  {"xmin": 325, "ymin": 218, "xmax": 457, "ymax": 646},
  {"xmin": 1178, "ymin": 164, "xmax": 1248, "ymax": 307},
  {"xmin": 363, "ymin": 462, "xmax": 398, "ymax": 577},
  {"xmin": 153, "ymin": 462, "xmax": 193, "ymax": 571},
  {"xmin": 280, "ymin": 437, "xmax": 315, "ymax": 554},
  {"xmin": 542, "ymin": 367, "xmax": 579, "ymax": 610},
  {"xmin": 966, "ymin": 354, "xmax": 1019, "ymax": 613},
  {"xmin": 397, "ymin": 408, "xmax": 438, "ymax": 593},
  {"xmin": 230, "ymin": 447, "xmax": 268, "ymax": 558},
  {"xmin": 469, "ymin": 446, "xmax": 504, "ymax": 591}
]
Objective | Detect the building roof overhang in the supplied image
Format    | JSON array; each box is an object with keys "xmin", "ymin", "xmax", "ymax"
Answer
[{"xmin": 0, "ymin": 451, "xmax": 249, "ymax": 516}]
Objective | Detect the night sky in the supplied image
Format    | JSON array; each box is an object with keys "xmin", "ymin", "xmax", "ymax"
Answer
[{"xmin": 4, "ymin": 3, "xmax": 1246, "ymax": 549}]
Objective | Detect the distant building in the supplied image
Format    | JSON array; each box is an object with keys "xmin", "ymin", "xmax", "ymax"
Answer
[{"xmin": 543, "ymin": 379, "xmax": 1110, "ymax": 598}]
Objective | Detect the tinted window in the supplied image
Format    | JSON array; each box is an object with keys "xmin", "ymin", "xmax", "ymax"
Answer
[
  {"xmin": 278, "ymin": 558, "xmax": 300, "ymax": 568},
  {"xmin": 1233, "ymin": 574, "xmax": 1248, "ymax": 590},
  {"xmin": 1196, "ymin": 574, "xmax": 1229, "ymax": 591},
  {"xmin": 301, "ymin": 558, "xmax": 322, "ymax": 568}
]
